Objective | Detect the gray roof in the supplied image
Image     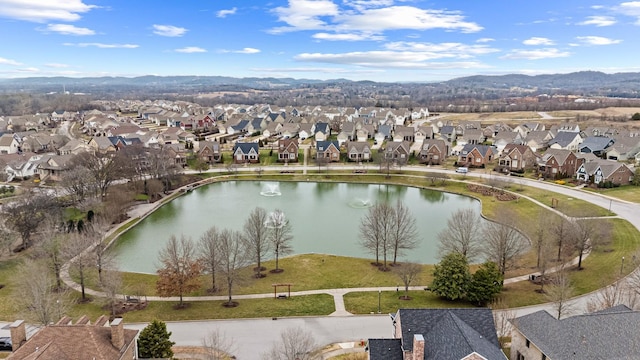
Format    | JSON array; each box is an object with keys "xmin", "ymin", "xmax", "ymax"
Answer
[
  {"xmin": 549, "ymin": 131, "xmax": 581, "ymax": 147},
  {"xmin": 368, "ymin": 339, "xmax": 404, "ymax": 360},
  {"xmin": 512, "ymin": 307, "xmax": 640, "ymax": 360},
  {"xmin": 396, "ymin": 308, "xmax": 503, "ymax": 360},
  {"xmin": 579, "ymin": 136, "xmax": 614, "ymax": 153}
]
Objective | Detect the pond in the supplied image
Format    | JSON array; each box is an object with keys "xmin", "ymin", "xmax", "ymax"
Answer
[{"xmin": 112, "ymin": 181, "xmax": 483, "ymax": 273}]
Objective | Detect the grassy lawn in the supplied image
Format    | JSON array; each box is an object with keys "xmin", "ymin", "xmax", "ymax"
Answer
[
  {"xmin": 344, "ymin": 290, "xmax": 473, "ymax": 314},
  {"xmin": 67, "ymin": 294, "xmax": 334, "ymax": 322},
  {"xmin": 584, "ymin": 185, "xmax": 640, "ymax": 203}
]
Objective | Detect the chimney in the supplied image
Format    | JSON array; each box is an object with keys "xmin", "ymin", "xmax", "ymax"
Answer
[
  {"xmin": 9, "ymin": 320, "xmax": 26, "ymax": 352},
  {"xmin": 412, "ymin": 334, "xmax": 425, "ymax": 360},
  {"xmin": 110, "ymin": 318, "xmax": 124, "ymax": 349}
]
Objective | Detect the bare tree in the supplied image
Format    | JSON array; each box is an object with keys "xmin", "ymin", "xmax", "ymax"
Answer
[
  {"xmin": 3, "ymin": 191, "xmax": 59, "ymax": 250},
  {"xmin": 61, "ymin": 165, "xmax": 97, "ymax": 203},
  {"xmin": 201, "ymin": 329, "xmax": 236, "ymax": 360},
  {"xmin": 100, "ymin": 270, "xmax": 123, "ymax": 318},
  {"xmin": 37, "ymin": 217, "xmax": 68, "ymax": 290},
  {"xmin": 394, "ymin": 262, "xmax": 422, "ymax": 299},
  {"xmin": 586, "ymin": 281, "xmax": 627, "ymax": 313},
  {"xmin": 551, "ymin": 217, "xmax": 571, "ymax": 262},
  {"xmin": 482, "ymin": 210, "xmax": 528, "ymax": 275},
  {"xmin": 491, "ymin": 299, "xmax": 517, "ymax": 347},
  {"xmin": 156, "ymin": 235, "xmax": 203, "ymax": 307},
  {"xmin": 531, "ymin": 210, "xmax": 551, "ymax": 268},
  {"xmin": 390, "ymin": 201, "xmax": 419, "ymax": 266},
  {"xmin": 199, "ymin": 226, "xmax": 221, "ymax": 293},
  {"xmin": 71, "ymin": 150, "xmax": 127, "ymax": 199},
  {"xmin": 358, "ymin": 203, "xmax": 394, "ymax": 269},
  {"xmin": 545, "ymin": 269, "xmax": 576, "ymax": 319},
  {"xmin": 569, "ymin": 218, "xmax": 611, "ymax": 270},
  {"xmin": 0, "ymin": 222, "xmax": 16, "ymax": 256},
  {"xmin": 262, "ymin": 327, "xmax": 318, "ymax": 360},
  {"xmin": 243, "ymin": 207, "xmax": 270, "ymax": 278},
  {"xmin": 216, "ymin": 229, "xmax": 249, "ymax": 306},
  {"xmin": 13, "ymin": 259, "xmax": 72, "ymax": 325},
  {"xmin": 66, "ymin": 232, "xmax": 96, "ymax": 301},
  {"xmin": 437, "ymin": 208, "xmax": 483, "ymax": 262},
  {"xmin": 267, "ymin": 209, "xmax": 293, "ymax": 272}
]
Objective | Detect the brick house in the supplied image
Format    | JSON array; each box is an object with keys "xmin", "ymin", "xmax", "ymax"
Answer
[
  {"xmin": 346, "ymin": 141, "xmax": 372, "ymax": 162},
  {"xmin": 497, "ymin": 144, "xmax": 538, "ymax": 173},
  {"xmin": 197, "ymin": 140, "xmax": 222, "ymax": 164},
  {"xmin": 8, "ymin": 316, "xmax": 138, "ymax": 360},
  {"xmin": 537, "ymin": 149, "xmax": 582, "ymax": 179},
  {"xmin": 384, "ymin": 141, "xmax": 412, "ymax": 162},
  {"xmin": 277, "ymin": 138, "xmax": 299, "ymax": 163},
  {"xmin": 576, "ymin": 159, "xmax": 634, "ymax": 185},
  {"xmin": 316, "ymin": 140, "xmax": 340, "ymax": 162},
  {"xmin": 368, "ymin": 308, "xmax": 505, "ymax": 360},
  {"xmin": 419, "ymin": 139, "xmax": 448, "ymax": 165},
  {"xmin": 458, "ymin": 144, "xmax": 495, "ymax": 168}
]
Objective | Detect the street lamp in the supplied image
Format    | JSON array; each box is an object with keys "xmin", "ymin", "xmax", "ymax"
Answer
[
  {"xmin": 621, "ymin": 257, "xmax": 625, "ymax": 276},
  {"xmin": 378, "ymin": 290, "xmax": 381, "ymax": 314}
]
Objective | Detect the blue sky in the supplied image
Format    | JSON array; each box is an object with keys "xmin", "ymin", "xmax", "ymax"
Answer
[{"xmin": 0, "ymin": 0, "xmax": 639, "ymax": 82}]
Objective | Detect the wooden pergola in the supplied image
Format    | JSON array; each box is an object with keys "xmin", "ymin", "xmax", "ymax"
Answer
[{"xmin": 272, "ymin": 283, "xmax": 293, "ymax": 299}]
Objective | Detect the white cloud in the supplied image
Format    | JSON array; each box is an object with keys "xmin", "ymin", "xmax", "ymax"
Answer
[
  {"xmin": 576, "ymin": 36, "xmax": 622, "ymax": 45},
  {"xmin": 45, "ymin": 63, "xmax": 70, "ymax": 68},
  {"xmin": 312, "ymin": 32, "xmax": 384, "ymax": 41},
  {"xmin": 217, "ymin": 7, "xmax": 237, "ymax": 18},
  {"xmin": 501, "ymin": 48, "xmax": 570, "ymax": 60},
  {"xmin": 252, "ymin": 66, "xmax": 382, "ymax": 74},
  {"xmin": 577, "ymin": 15, "xmax": 617, "ymax": 26},
  {"xmin": 220, "ymin": 47, "xmax": 261, "ymax": 54},
  {"xmin": 16, "ymin": 67, "xmax": 39, "ymax": 73},
  {"xmin": 522, "ymin": 37, "xmax": 555, "ymax": 46},
  {"xmin": 270, "ymin": 0, "xmax": 339, "ymax": 33},
  {"xmin": 63, "ymin": 42, "xmax": 139, "ymax": 48},
  {"xmin": 616, "ymin": 1, "xmax": 640, "ymax": 24},
  {"xmin": 43, "ymin": 23, "xmax": 95, "ymax": 35},
  {"xmin": 0, "ymin": 57, "xmax": 22, "ymax": 66},
  {"xmin": 0, "ymin": 0, "xmax": 96, "ymax": 22},
  {"xmin": 175, "ymin": 47, "xmax": 207, "ymax": 53},
  {"xmin": 269, "ymin": 1, "xmax": 482, "ymax": 35},
  {"xmin": 152, "ymin": 24, "xmax": 187, "ymax": 37},
  {"xmin": 476, "ymin": 38, "xmax": 495, "ymax": 43},
  {"xmin": 294, "ymin": 49, "xmax": 491, "ymax": 70},
  {"xmin": 384, "ymin": 41, "xmax": 499, "ymax": 57}
]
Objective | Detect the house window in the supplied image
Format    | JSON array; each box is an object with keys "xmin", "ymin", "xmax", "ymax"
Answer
[
  {"xmin": 516, "ymin": 351, "xmax": 525, "ymax": 360},
  {"xmin": 542, "ymin": 355, "xmax": 546, "ymax": 360},
  {"xmin": 526, "ymin": 339, "xmax": 530, "ymax": 348}
]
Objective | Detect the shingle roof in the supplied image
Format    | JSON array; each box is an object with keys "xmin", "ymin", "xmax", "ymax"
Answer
[
  {"xmin": 368, "ymin": 339, "xmax": 404, "ymax": 360},
  {"xmin": 512, "ymin": 308, "xmax": 640, "ymax": 360},
  {"xmin": 549, "ymin": 131, "xmax": 581, "ymax": 147}
]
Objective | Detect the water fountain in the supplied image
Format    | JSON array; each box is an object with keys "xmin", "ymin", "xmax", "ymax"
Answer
[
  {"xmin": 260, "ymin": 182, "xmax": 282, "ymax": 196},
  {"xmin": 348, "ymin": 198, "xmax": 373, "ymax": 209}
]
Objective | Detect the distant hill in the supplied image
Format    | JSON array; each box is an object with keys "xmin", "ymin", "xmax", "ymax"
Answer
[{"xmin": 0, "ymin": 71, "xmax": 639, "ymax": 98}]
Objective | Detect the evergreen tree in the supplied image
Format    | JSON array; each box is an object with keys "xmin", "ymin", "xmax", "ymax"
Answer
[
  {"xmin": 467, "ymin": 261, "xmax": 503, "ymax": 305},
  {"xmin": 430, "ymin": 252, "xmax": 470, "ymax": 301},
  {"xmin": 137, "ymin": 319, "xmax": 175, "ymax": 359}
]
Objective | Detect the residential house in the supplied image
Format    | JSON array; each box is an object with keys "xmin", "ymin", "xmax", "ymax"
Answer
[
  {"xmin": 57, "ymin": 139, "xmax": 89, "ymax": 155},
  {"xmin": 21, "ymin": 134, "xmax": 68, "ymax": 154},
  {"xmin": 37, "ymin": 154, "xmax": 74, "ymax": 181},
  {"xmin": 88, "ymin": 136, "xmax": 117, "ymax": 152},
  {"xmin": 578, "ymin": 136, "xmax": 615, "ymax": 157},
  {"xmin": 280, "ymin": 123, "xmax": 300, "ymax": 139},
  {"xmin": 0, "ymin": 134, "xmax": 19, "ymax": 154},
  {"xmin": 367, "ymin": 308, "xmax": 505, "ymax": 360},
  {"xmin": 439, "ymin": 125, "xmax": 457, "ymax": 143},
  {"xmin": 513, "ymin": 122, "xmax": 545, "ymax": 138},
  {"xmin": 576, "ymin": 158, "xmax": 634, "ymax": 185},
  {"xmin": 384, "ymin": 141, "xmax": 411, "ymax": 162},
  {"xmin": 163, "ymin": 143, "xmax": 188, "ymax": 167},
  {"xmin": 197, "ymin": 140, "xmax": 222, "ymax": 164},
  {"xmin": 605, "ymin": 135, "xmax": 640, "ymax": 161},
  {"xmin": 551, "ymin": 122, "xmax": 580, "ymax": 135},
  {"xmin": 492, "ymin": 132, "xmax": 523, "ymax": 154},
  {"xmin": 524, "ymin": 131, "xmax": 553, "ymax": 152},
  {"xmin": 419, "ymin": 139, "xmax": 448, "ymax": 165},
  {"xmin": 458, "ymin": 144, "xmax": 495, "ymax": 168},
  {"xmin": 510, "ymin": 305, "xmax": 640, "ymax": 360},
  {"xmin": 548, "ymin": 132, "xmax": 583, "ymax": 151},
  {"xmin": 277, "ymin": 138, "xmax": 299, "ymax": 163},
  {"xmin": 1, "ymin": 152, "xmax": 39, "ymax": 181},
  {"xmin": 7, "ymin": 316, "xmax": 138, "ymax": 360},
  {"xmin": 414, "ymin": 125, "xmax": 434, "ymax": 144},
  {"xmin": 537, "ymin": 149, "xmax": 582, "ymax": 179},
  {"xmin": 356, "ymin": 125, "xmax": 374, "ymax": 142},
  {"xmin": 497, "ymin": 144, "xmax": 537, "ymax": 173},
  {"xmin": 299, "ymin": 123, "xmax": 314, "ymax": 140},
  {"xmin": 346, "ymin": 141, "xmax": 372, "ymax": 162},
  {"xmin": 457, "ymin": 129, "xmax": 485, "ymax": 147},
  {"xmin": 314, "ymin": 122, "xmax": 331, "ymax": 141},
  {"xmin": 263, "ymin": 121, "xmax": 283, "ymax": 138},
  {"xmin": 227, "ymin": 119, "xmax": 250, "ymax": 136},
  {"xmin": 233, "ymin": 142, "xmax": 260, "ymax": 164},
  {"xmin": 316, "ymin": 140, "xmax": 340, "ymax": 162},
  {"xmin": 375, "ymin": 124, "xmax": 392, "ymax": 145},
  {"xmin": 393, "ymin": 125, "xmax": 415, "ymax": 143}
]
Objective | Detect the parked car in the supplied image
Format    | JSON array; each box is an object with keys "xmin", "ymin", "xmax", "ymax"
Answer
[
  {"xmin": 0, "ymin": 337, "xmax": 12, "ymax": 351},
  {"xmin": 455, "ymin": 167, "xmax": 469, "ymax": 174}
]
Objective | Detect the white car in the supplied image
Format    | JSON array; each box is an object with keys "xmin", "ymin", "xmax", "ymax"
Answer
[{"xmin": 455, "ymin": 167, "xmax": 469, "ymax": 174}]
